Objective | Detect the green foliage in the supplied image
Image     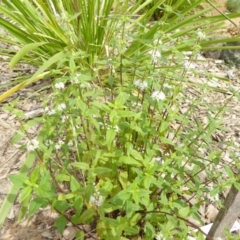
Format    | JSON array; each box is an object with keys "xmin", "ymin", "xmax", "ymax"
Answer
[
  {"xmin": 227, "ymin": 0, "xmax": 240, "ymax": 13},
  {"xmin": 0, "ymin": 0, "xmax": 240, "ymax": 239}
]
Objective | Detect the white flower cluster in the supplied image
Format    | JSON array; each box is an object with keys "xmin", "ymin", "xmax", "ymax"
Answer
[
  {"xmin": 57, "ymin": 103, "xmax": 66, "ymax": 111},
  {"xmin": 155, "ymin": 232, "xmax": 166, "ymax": 240},
  {"xmin": 90, "ymin": 190, "xmax": 104, "ymax": 207},
  {"xmin": 133, "ymin": 80, "xmax": 148, "ymax": 91},
  {"xmin": 61, "ymin": 115, "xmax": 69, "ymax": 123},
  {"xmin": 26, "ymin": 139, "xmax": 39, "ymax": 152},
  {"xmin": 207, "ymin": 186, "xmax": 219, "ymax": 203},
  {"xmin": 163, "ymin": 83, "xmax": 172, "ymax": 89},
  {"xmin": 45, "ymin": 107, "xmax": 56, "ymax": 116},
  {"xmin": 80, "ymin": 82, "xmax": 91, "ymax": 89},
  {"xmin": 45, "ymin": 139, "xmax": 53, "ymax": 146},
  {"xmin": 196, "ymin": 30, "xmax": 206, "ymax": 40},
  {"xmin": 55, "ymin": 140, "xmax": 64, "ymax": 150},
  {"xmin": 54, "ymin": 82, "xmax": 65, "ymax": 89},
  {"xmin": 151, "ymin": 91, "xmax": 166, "ymax": 101},
  {"xmin": 149, "ymin": 49, "xmax": 161, "ymax": 64},
  {"xmin": 70, "ymin": 73, "xmax": 81, "ymax": 84},
  {"xmin": 183, "ymin": 61, "xmax": 196, "ymax": 70},
  {"xmin": 99, "ymin": 122, "xmax": 120, "ymax": 132}
]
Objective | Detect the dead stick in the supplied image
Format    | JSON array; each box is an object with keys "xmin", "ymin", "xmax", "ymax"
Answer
[{"xmin": 209, "ymin": 170, "xmax": 240, "ymax": 238}]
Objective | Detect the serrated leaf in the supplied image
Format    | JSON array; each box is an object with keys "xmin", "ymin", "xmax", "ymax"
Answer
[
  {"xmin": 54, "ymin": 215, "xmax": 67, "ymax": 234},
  {"xmin": 118, "ymin": 171, "xmax": 128, "ymax": 189},
  {"xmin": 106, "ymin": 128, "xmax": 116, "ymax": 150},
  {"xmin": 54, "ymin": 201, "xmax": 71, "ymax": 213},
  {"xmin": 78, "ymin": 209, "xmax": 96, "ymax": 224},
  {"xmin": 30, "ymin": 166, "xmax": 40, "ymax": 183},
  {"xmin": 19, "ymin": 186, "xmax": 32, "ymax": 203},
  {"xmin": 124, "ymin": 225, "xmax": 139, "ymax": 235},
  {"xmin": 91, "ymin": 102, "xmax": 110, "ymax": 112},
  {"xmin": 178, "ymin": 206, "xmax": 190, "ymax": 218},
  {"xmin": 130, "ymin": 149, "xmax": 143, "ymax": 161},
  {"xmin": 8, "ymin": 174, "xmax": 28, "ymax": 188},
  {"xmin": 71, "ymin": 162, "xmax": 89, "ymax": 170},
  {"xmin": 119, "ymin": 156, "xmax": 142, "ymax": 166},
  {"xmin": 94, "ymin": 167, "xmax": 112, "ymax": 175},
  {"xmin": 55, "ymin": 174, "xmax": 70, "ymax": 181},
  {"xmin": 70, "ymin": 176, "xmax": 80, "ymax": 192},
  {"xmin": 73, "ymin": 197, "xmax": 83, "ymax": 214},
  {"xmin": 27, "ymin": 198, "xmax": 44, "ymax": 218},
  {"xmin": 75, "ymin": 230, "xmax": 84, "ymax": 240},
  {"xmin": 0, "ymin": 151, "xmax": 37, "ymax": 227}
]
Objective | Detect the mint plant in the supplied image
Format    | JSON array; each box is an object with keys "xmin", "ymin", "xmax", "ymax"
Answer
[{"xmin": 0, "ymin": 0, "xmax": 240, "ymax": 239}]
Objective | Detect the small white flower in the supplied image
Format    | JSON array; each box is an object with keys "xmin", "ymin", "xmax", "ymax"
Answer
[
  {"xmin": 45, "ymin": 107, "xmax": 56, "ymax": 115},
  {"xmin": 113, "ymin": 125, "xmax": 120, "ymax": 132},
  {"xmin": 27, "ymin": 139, "xmax": 39, "ymax": 152},
  {"xmin": 163, "ymin": 83, "xmax": 172, "ymax": 89},
  {"xmin": 197, "ymin": 31, "xmax": 206, "ymax": 40},
  {"xmin": 54, "ymin": 82, "xmax": 65, "ymax": 89},
  {"xmin": 45, "ymin": 139, "xmax": 53, "ymax": 146},
  {"xmin": 155, "ymin": 157, "xmax": 163, "ymax": 163},
  {"xmin": 183, "ymin": 61, "xmax": 196, "ymax": 70},
  {"xmin": 80, "ymin": 82, "xmax": 91, "ymax": 89},
  {"xmin": 149, "ymin": 49, "xmax": 161, "ymax": 64},
  {"xmin": 151, "ymin": 91, "xmax": 166, "ymax": 101},
  {"xmin": 133, "ymin": 80, "xmax": 148, "ymax": 91},
  {"xmin": 57, "ymin": 103, "xmax": 66, "ymax": 111},
  {"xmin": 71, "ymin": 73, "xmax": 81, "ymax": 84},
  {"xmin": 153, "ymin": 39, "xmax": 162, "ymax": 46},
  {"xmin": 55, "ymin": 140, "xmax": 64, "ymax": 150},
  {"xmin": 207, "ymin": 186, "xmax": 219, "ymax": 203},
  {"xmin": 68, "ymin": 140, "xmax": 74, "ymax": 147},
  {"xmin": 61, "ymin": 115, "xmax": 69, "ymax": 123},
  {"xmin": 90, "ymin": 191, "xmax": 104, "ymax": 207},
  {"xmin": 155, "ymin": 232, "xmax": 166, "ymax": 240}
]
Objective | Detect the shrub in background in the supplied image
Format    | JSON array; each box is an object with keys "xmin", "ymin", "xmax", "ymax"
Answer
[{"xmin": 0, "ymin": 0, "xmax": 240, "ymax": 239}]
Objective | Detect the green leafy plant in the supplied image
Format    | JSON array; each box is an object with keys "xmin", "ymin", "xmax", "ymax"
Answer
[{"xmin": 0, "ymin": 0, "xmax": 240, "ymax": 239}]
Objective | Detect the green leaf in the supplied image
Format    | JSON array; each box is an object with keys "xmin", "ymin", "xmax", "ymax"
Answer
[
  {"xmin": 91, "ymin": 102, "xmax": 110, "ymax": 112},
  {"xmin": 114, "ymin": 92, "xmax": 129, "ymax": 107},
  {"xmin": 124, "ymin": 225, "xmax": 139, "ymax": 235},
  {"xmin": 27, "ymin": 197, "xmax": 45, "ymax": 218},
  {"xmin": 73, "ymin": 197, "xmax": 83, "ymax": 214},
  {"xmin": 71, "ymin": 162, "xmax": 89, "ymax": 170},
  {"xmin": 70, "ymin": 176, "xmax": 80, "ymax": 192},
  {"xmin": 130, "ymin": 149, "xmax": 143, "ymax": 161},
  {"xmin": 54, "ymin": 215, "xmax": 67, "ymax": 234},
  {"xmin": 106, "ymin": 128, "xmax": 116, "ymax": 150},
  {"xmin": 118, "ymin": 171, "xmax": 128, "ymax": 189},
  {"xmin": 160, "ymin": 121, "xmax": 169, "ymax": 133},
  {"xmin": 10, "ymin": 42, "xmax": 48, "ymax": 69},
  {"xmin": 54, "ymin": 201, "xmax": 71, "ymax": 214},
  {"xmin": 178, "ymin": 206, "xmax": 190, "ymax": 218},
  {"xmin": 56, "ymin": 174, "xmax": 70, "ymax": 182},
  {"xmin": 78, "ymin": 209, "xmax": 96, "ymax": 224},
  {"xmin": 75, "ymin": 230, "xmax": 84, "ymax": 240},
  {"xmin": 144, "ymin": 221, "xmax": 156, "ymax": 239},
  {"xmin": 18, "ymin": 194, "xmax": 31, "ymax": 221},
  {"xmin": 35, "ymin": 184, "xmax": 56, "ymax": 199},
  {"xmin": 8, "ymin": 174, "xmax": 28, "ymax": 188},
  {"xmin": 119, "ymin": 156, "xmax": 142, "ymax": 166},
  {"xmin": 94, "ymin": 167, "xmax": 112, "ymax": 175},
  {"xmin": 19, "ymin": 186, "xmax": 32, "ymax": 203},
  {"xmin": 0, "ymin": 151, "xmax": 37, "ymax": 227},
  {"xmin": 30, "ymin": 166, "xmax": 40, "ymax": 183},
  {"xmin": 10, "ymin": 132, "xmax": 24, "ymax": 144}
]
